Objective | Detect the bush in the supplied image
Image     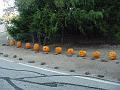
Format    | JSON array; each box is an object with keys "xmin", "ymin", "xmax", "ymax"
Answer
[{"xmin": 7, "ymin": 0, "xmax": 120, "ymax": 44}]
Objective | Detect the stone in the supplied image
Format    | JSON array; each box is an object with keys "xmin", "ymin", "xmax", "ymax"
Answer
[
  {"xmin": 101, "ymin": 59, "xmax": 108, "ymax": 62},
  {"xmin": 6, "ymin": 44, "xmax": 9, "ymax": 46},
  {"xmin": 91, "ymin": 58, "xmax": 96, "ymax": 60},
  {"xmin": 19, "ymin": 58, "xmax": 23, "ymax": 60},
  {"xmin": 54, "ymin": 67, "xmax": 59, "ymax": 69},
  {"xmin": 54, "ymin": 53, "xmax": 58, "ymax": 55},
  {"xmin": 28, "ymin": 61, "xmax": 35, "ymax": 63},
  {"xmin": 0, "ymin": 53, "xmax": 3, "ymax": 55},
  {"xmin": 70, "ymin": 70, "xmax": 75, "ymax": 72},
  {"xmin": 2, "ymin": 44, "xmax": 6, "ymax": 46},
  {"xmin": 85, "ymin": 72, "xmax": 91, "ymax": 75},
  {"xmin": 41, "ymin": 62, "xmax": 46, "ymax": 65},
  {"xmin": 116, "ymin": 62, "xmax": 120, "ymax": 64},
  {"xmin": 13, "ymin": 55, "xmax": 17, "ymax": 58},
  {"xmin": 4, "ymin": 54, "xmax": 8, "ymax": 57},
  {"xmin": 97, "ymin": 75, "xmax": 104, "ymax": 78}
]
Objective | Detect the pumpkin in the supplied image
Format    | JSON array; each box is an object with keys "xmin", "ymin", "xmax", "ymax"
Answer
[
  {"xmin": 92, "ymin": 51, "xmax": 101, "ymax": 59},
  {"xmin": 67, "ymin": 48, "xmax": 74, "ymax": 55},
  {"xmin": 9, "ymin": 40, "xmax": 16, "ymax": 46},
  {"xmin": 17, "ymin": 41, "xmax": 22, "ymax": 48},
  {"xmin": 79, "ymin": 50, "xmax": 87, "ymax": 57},
  {"xmin": 25, "ymin": 43, "xmax": 32, "ymax": 49},
  {"xmin": 108, "ymin": 51, "xmax": 117, "ymax": 60},
  {"xmin": 33, "ymin": 43, "xmax": 40, "ymax": 52},
  {"xmin": 43, "ymin": 46, "xmax": 50, "ymax": 54},
  {"xmin": 55, "ymin": 47, "xmax": 62, "ymax": 54}
]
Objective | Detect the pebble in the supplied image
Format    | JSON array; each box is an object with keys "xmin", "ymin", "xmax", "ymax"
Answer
[
  {"xmin": 116, "ymin": 62, "xmax": 120, "ymax": 64},
  {"xmin": 41, "ymin": 62, "xmax": 46, "ymax": 65},
  {"xmin": 70, "ymin": 70, "xmax": 75, "ymax": 72},
  {"xmin": 101, "ymin": 59, "xmax": 108, "ymax": 62},
  {"xmin": 54, "ymin": 67, "xmax": 59, "ymax": 69},
  {"xmin": 54, "ymin": 53, "xmax": 58, "ymax": 55},
  {"xmin": 4, "ymin": 54, "xmax": 8, "ymax": 57},
  {"xmin": 97, "ymin": 75, "xmax": 104, "ymax": 78},
  {"xmin": 28, "ymin": 61, "xmax": 35, "ymax": 63},
  {"xmin": 6, "ymin": 44, "xmax": 9, "ymax": 46},
  {"xmin": 2, "ymin": 44, "xmax": 6, "ymax": 46},
  {"xmin": 91, "ymin": 58, "xmax": 96, "ymax": 60},
  {"xmin": 85, "ymin": 72, "xmax": 91, "ymax": 75},
  {"xmin": 0, "ymin": 53, "xmax": 3, "ymax": 55},
  {"xmin": 19, "ymin": 58, "xmax": 23, "ymax": 60},
  {"xmin": 13, "ymin": 55, "xmax": 17, "ymax": 58}
]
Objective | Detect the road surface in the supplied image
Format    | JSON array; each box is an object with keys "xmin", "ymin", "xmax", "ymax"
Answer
[{"xmin": 0, "ymin": 57, "xmax": 120, "ymax": 90}]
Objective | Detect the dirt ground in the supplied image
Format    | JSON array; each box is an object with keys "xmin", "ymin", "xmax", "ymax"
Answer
[
  {"xmin": 0, "ymin": 32, "xmax": 120, "ymax": 83},
  {"xmin": 0, "ymin": 42, "xmax": 120, "ymax": 83}
]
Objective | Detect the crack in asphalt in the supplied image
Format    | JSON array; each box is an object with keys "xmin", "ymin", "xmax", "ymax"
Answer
[
  {"xmin": 14, "ymin": 79, "xmax": 107, "ymax": 90},
  {"xmin": 0, "ymin": 76, "xmax": 107, "ymax": 90},
  {"xmin": 0, "ymin": 66, "xmax": 107, "ymax": 90},
  {"xmin": 0, "ymin": 66, "xmax": 46, "ymax": 76},
  {"xmin": 0, "ymin": 77, "xmax": 23, "ymax": 90}
]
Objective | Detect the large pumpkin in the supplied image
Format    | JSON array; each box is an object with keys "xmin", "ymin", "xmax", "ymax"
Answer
[
  {"xmin": 33, "ymin": 43, "xmax": 40, "ymax": 52},
  {"xmin": 108, "ymin": 51, "xmax": 117, "ymax": 60},
  {"xmin": 43, "ymin": 46, "xmax": 50, "ymax": 54},
  {"xmin": 25, "ymin": 43, "xmax": 32, "ymax": 49},
  {"xmin": 92, "ymin": 51, "xmax": 101, "ymax": 59},
  {"xmin": 67, "ymin": 48, "xmax": 74, "ymax": 55},
  {"xmin": 79, "ymin": 50, "xmax": 87, "ymax": 57},
  {"xmin": 9, "ymin": 40, "xmax": 16, "ymax": 46},
  {"xmin": 55, "ymin": 47, "xmax": 62, "ymax": 54},
  {"xmin": 17, "ymin": 41, "xmax": 22, "ymax": 48}
]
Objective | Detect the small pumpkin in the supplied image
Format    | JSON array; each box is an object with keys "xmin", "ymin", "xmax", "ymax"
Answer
[
  {"xmin": 92, "ymin": 51, "xmax": 101, "ymax": 59},
  {"xmin": 33, "ymin": 43, "xmax": 40, "ymax": 52},
  {"xmin": 9, "ymin": 40, "xmax": 16, "ymax": 46},
  {"xmin": 67, "ymin": 48, "xmax": 74, "ymax": 55},
  {"xmin": 79, "ymin": 50, "xmax": 87, "ymax": 57},
  {"xmin": 43, "ymin": 46, "xmax": 50, "ymax": 54},
  {"xmin": 17, "ymin": 41, "xmax": 22, "ymax": 48},
  {"xmin": 55, "ymin": 47, "xmax": 62, "ymax": 54},
  {"xmin": 108, "ymin": 51, "xmax": 117, "ymax": 60},
  {"xmin": 25, "ymin": 43, "xmax": 32, "ymax": 49}
]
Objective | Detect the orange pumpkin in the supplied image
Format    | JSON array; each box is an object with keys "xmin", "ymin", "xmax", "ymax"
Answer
[
  {"xmin": 43, "ymin": 46, "xmax": 50, "ymax": 54},
  {"xmin": 79, "ymin": 50, "xmax": 87, "ymax": 57},
  {"xmin": 9, "ymin": 40, "xmax": 16, "ymax": 46},
  {"xmin": 108, "ymin": 51, "xmax": 117, "ymax": 60},
  {"xmin": 25, "ymin": 43, "xmax": 32, "ymax": 49},
  {"xmin": 55, "ymin": 47, "xmax": 62, "ymax": 54},
  {"xmin": 33, "ymin": 43, "xmax": 40, "ymax": 52},
  {"xmin": 67, "ymin": 48, "xmax": 74, "ymax": 55},
  {"xmin": 17, "ymin": 41, "xmax": 22, "ymax": 48},
  {"xmin": 92, "ymin": 51, "xmax": 101, "ymax": 59}
]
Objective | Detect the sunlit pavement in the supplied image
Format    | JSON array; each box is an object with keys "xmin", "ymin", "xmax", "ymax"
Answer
[{"xmin": 0, "ymin": 58, "xmax": 120, "ymax": 90}]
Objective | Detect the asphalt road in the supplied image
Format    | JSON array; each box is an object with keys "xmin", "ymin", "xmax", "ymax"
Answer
[{"xmin": 0, "ymin": 58, "xmax": 120, "ymax": 90}]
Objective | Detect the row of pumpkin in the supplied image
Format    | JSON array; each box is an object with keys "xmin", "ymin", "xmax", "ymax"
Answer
[{"xmin": 9, "ymin": 40, "xmax": 117, "ymax": 60}]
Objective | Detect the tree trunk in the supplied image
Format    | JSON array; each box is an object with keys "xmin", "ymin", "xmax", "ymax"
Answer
[{"xmin": 33, "ymin": 32, "xmax": 39, "ymax": 43}]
